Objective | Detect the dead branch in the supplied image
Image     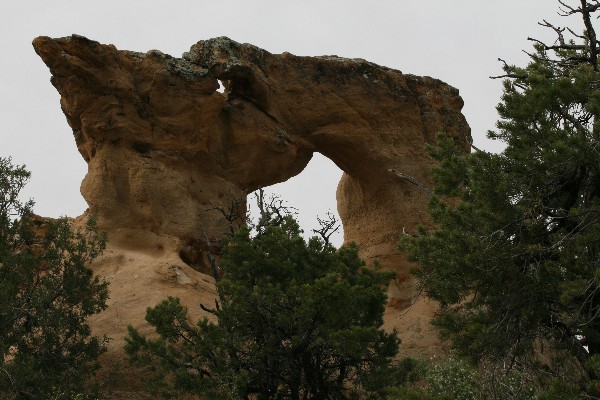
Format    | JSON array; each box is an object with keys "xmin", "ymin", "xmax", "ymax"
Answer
[
  {"xmin": 199, "ymin": 302, "xmax": 217, "ymax": 315},
  {"xmin": 198, "ymin": 225, "xmax": 222, "ymax": 284},
  {"xmin": 206, "ymin": 188, "xmax": 248, "ymax": 237},
  {"xmin": 527, "ymin": 36, "xmax": 587, "ymax": 51},
  {"xmin": 388, "ymin": 169, "xmax": 432, "ymax": 197},
  {"xmin": 490, "ymin": 58, "xmax": 528, "ymax": 80},
  {"xmin": 471, "ymin": 143, "xmax": 484, "ymax": 153},
  {"xmin": 490, "ymin": 73, "xmax": 529, "ymax": 82},
  {"xmin": 494, "ymin": 1, "xmax": 600, "ymax": 86},
  {"xmin": 567, "ymin": 27, "xmax": 587, "ymax": 40},
  {"xmin": 539, "ymin": 19, "xmax": 567, "ymax": 46},
  {"xmin": 253, "ymin": 188, "xmax": 297, "ymax": 234},
  {"xmin": 558, "ymin": 0, "xmax": 578, "ymax": 15},
  {"xmin": 582, "ymin": 0, "xmax": 600, "ymax": 71},
  {"xmin": 312, "ymin": 211, "xmax": 340, "ymax": 245}
]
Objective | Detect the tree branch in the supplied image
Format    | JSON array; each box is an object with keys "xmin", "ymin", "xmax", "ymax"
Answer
[
  {"xmin": 490, "ymin": 58, "xmax": 528, "ymax": 80},
  {"xmin": 388, "ymin": 169, "xmax": 432, "ymax": 196},
  {"xmin": 312, "ymin": 211, "xmax": 340, "ymax": 245},
  {"xmin": 527, "ymin": 36, "xmax": 587, "ymax": 51},
  {"xmin": 581, "ymin": 0, "xmax": 599, "ymax": 71}
]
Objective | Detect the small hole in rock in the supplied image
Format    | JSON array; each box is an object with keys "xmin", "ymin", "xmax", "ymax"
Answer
[{"xmin": 217, "ymin": 79, "xmax": 225, "ymax": 93}]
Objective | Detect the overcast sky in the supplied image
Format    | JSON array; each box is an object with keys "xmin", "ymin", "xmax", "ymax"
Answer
[{"xmin": 0, "ymin": 1, "xmax": 573, "ymax": 245}]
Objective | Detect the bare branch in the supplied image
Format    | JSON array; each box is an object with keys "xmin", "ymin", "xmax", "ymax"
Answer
[
  {"xmin": 490, "ymin": 58, "xmax": 528, "ymax": 80},
  {"xmin": 183, "ymin": 188, "xmax": 249, "ymax": 288},
  {"xmin": 388, "ymin": 169, "xmax": 432, "ymax": 197},
  {"xmin": 199, "ymin": 303, "xmax": 217, "ymax": 315},
  {"xmin": 206, "ymin": 188, "xmax": 248, "ymax": 237},
  {"xmin": 557, "ymin": 0, "xmax": 578, "ymax": 15},
  {"xmin": 527, "ymin": 36, "xmax": 587, "ymax": 51},
  {"xmin": 538, "ymin": 19, "xmax": 567, "ymax": 46},
  {"xmin": 567, "ymin": 26, "xmax": 587, "ymax": 40},
  {"xmin": 252, "ymin": 188, "xmax": 297, "ymax": 234},
  {"xmin": 312, "ymin": 211, "xmax": 340, "ymax": 245},
  {"xmin": 471, "ymin": 143, "xmax": 484, "ymax": 153},
  {"xmin": 581, "ymin": 0, "xmax": 599, "ymax": 71},
  {"xmin": 498, "ymin": 57, "xmax": 512, "ymax": 71},
  {"xmin": 490, "ymin": 73, "xmax": 528, "ymax": 81},
  {"xmin": 583, "ymin": 1, "xmax": 600, "ymax": 13}
]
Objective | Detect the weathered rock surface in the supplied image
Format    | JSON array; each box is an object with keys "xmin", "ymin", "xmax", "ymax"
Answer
[{"xmin": 33, "ymin": 34, "xmax": 471, "ymax": 391}]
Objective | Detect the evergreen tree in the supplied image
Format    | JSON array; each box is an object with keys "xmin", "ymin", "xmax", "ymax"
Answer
[
  {"xmin": 0, "ymin": 157, "xmax": 109, "ymax": 400},
  {"xmin": 126, "ymin": 200, "xmax": 399, "ymax": 400},
  {"xmin": 402, "ymin": 0, "xmax": 600, "ymax": 394}
]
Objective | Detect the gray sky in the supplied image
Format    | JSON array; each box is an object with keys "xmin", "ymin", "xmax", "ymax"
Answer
[{"xmin": 1, "ymin": 1, "xmax": 570, "ymax": 245}]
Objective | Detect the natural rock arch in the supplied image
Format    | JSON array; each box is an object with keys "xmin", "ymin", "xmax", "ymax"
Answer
[{"xmin": 33, "ymin": 35, "xmax": 471, "ymax": 370}]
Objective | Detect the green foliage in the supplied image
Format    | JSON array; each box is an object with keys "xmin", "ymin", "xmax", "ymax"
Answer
[
  {"xmin": 402, "ymin": 1, "xmax": 600, "ymax": 396},
  {"xmin": 394, "ymin": 357, "xmax": 488, "ymax": 400},
  {"xmin": 50, "ymin": 390, "xmax": 100, "ymax": 400},
  {"xmin": 536, "ymin": 380, "xmax": 580, "ymax": 400},
  {"xmin": 424, "ymin": 357, "xmax": 480, "ymax": 400},
  {"xmin": 385, "ymin": 356, "xmax": 556, "ymax": 400},
  {"xmin": 127, "ymin": 210, "xmax": 399, "ymax": 399},
  {"xmin": 0, "ymin": 157, "xmax": 109, "ymax": 400}
]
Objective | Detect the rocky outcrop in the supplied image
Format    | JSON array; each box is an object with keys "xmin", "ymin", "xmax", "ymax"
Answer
[{"xmin": 33, "ymin": 34, "xmax": 471, "ymax": 381}]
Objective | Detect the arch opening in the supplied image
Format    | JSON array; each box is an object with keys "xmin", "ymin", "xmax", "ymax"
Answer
[{"xmin": 248, "ymin": 153, "xmax": 344, "ymax": 247}]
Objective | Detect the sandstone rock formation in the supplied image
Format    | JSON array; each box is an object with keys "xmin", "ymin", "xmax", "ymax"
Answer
[{"xmin": 33, "ymin": 34, "xmax": 471, "ymax": 391}]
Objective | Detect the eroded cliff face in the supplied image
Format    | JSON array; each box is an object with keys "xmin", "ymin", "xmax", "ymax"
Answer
[{"xmin": 33, "ymin": 35, "xmax": 471, "ymax": 383}]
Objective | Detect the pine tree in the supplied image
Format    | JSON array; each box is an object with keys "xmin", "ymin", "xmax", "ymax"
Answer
[
  {"xmin": 126, "ymin": 198, "xmax": 399, "ymax": 400},
  {"xmin": 0, "ymin": 157, "xmax": 108, "ymax": 400},
  {"xmin": 402, "ymin": 0, "xmax": 600, "ymax": 394}
]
